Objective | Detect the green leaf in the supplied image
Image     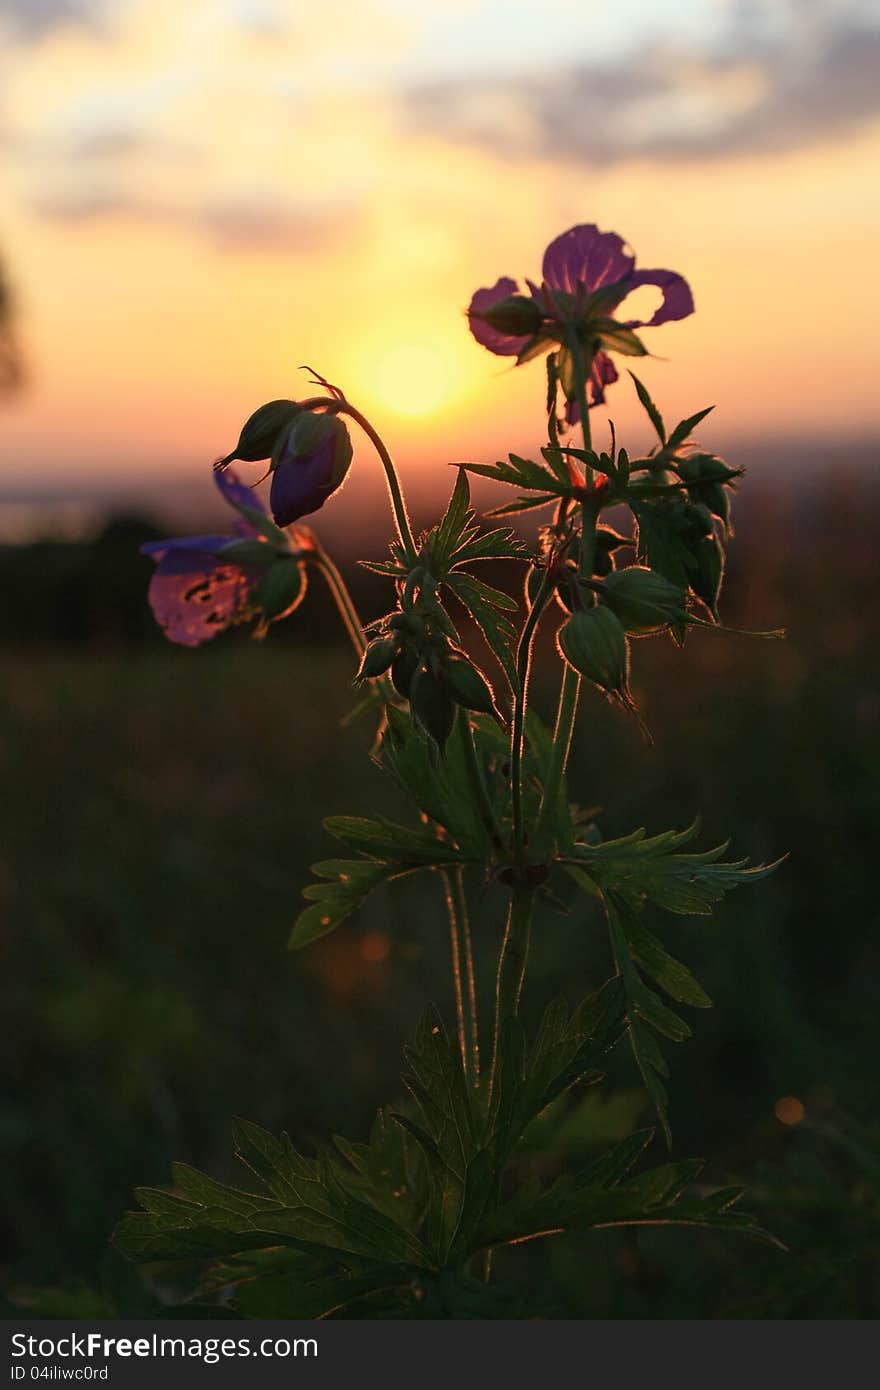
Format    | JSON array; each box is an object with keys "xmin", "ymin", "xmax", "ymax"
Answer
[
  {"xmin": 565, "ymin": 821, "xmax": 779, "ymax": 916},
  {"xmin": 666, "ymin": 405, "xmax": 714, "ymax": 451},
  {"xmin": 289, "ymin": 858, "xmax": 391, "ymax": 950},
  {"xmin": 490, "ymin": 979, "xmax": 629, "ymax": 1163},
  {"xmin": 116, "ymin": 1117, "xmax": 432, "ymax": 1270},
  {"xmin": 324, "ymin": 815, "xmax": 468, "ymax": 864},
  {"xmin": 628, "ymin": 372, "xmax": 666, "ymax": 443},
  {"xmin": 621, "ymin": 912, "xmax": 711, "ymax": 1007},
  {"xmin": 444, "ymin": 572, "xmax": 519, "ymax": 692},
  {"xmin": 476, "ymin": 1162, "xmax": 780, "ymax": 1254},
  {"xmin": 485, "ymin": 493, "xmax": 560, "ymax": 517},
  {"xmin": 432, "ymin": 468, "xmax": 472, "ymax": 572}
]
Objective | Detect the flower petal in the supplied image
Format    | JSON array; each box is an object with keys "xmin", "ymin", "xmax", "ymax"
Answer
[
  {"xmin": 621, "ymin": 268, "xmax": 694, "ymax": 327},
  {"xmin": 467, "ymin": 276, "xmax": 531, "ymax": 355},
  {"xmin": 270, "ymin": 451, "xmax": 336, "ymax": 527},
  {"xmin": 213, "ymin": 465, "xmax": 267, "ymax": 535},
  {"xmin": 140, "ymin": 534, "xmax": 230, "ymax": 561},
  {"xmin": 145, "ymin": 550, "xmax": 257, "ymax": 647},
  {"xmin": 542, "ymin": 225, "xmax": 635, "ymax": 296}
]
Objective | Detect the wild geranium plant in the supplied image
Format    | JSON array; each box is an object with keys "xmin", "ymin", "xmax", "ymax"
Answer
[{"xmin": 120, "ymin": 224, "xmax": 782, "ymax": 1318}]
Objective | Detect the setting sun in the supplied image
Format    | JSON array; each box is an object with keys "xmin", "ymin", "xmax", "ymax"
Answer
[{"xmin": 353, "ymin": 336, "xmax": 470, "ymax": 420}]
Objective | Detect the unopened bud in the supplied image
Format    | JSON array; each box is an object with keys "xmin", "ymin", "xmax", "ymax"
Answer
[
  {"xmin": 391, "ymin": 647, "xmax": 419, "ymax": 699},
  {"xmin": 602, "ymin": 565, "xmax": 688, "ymax": 635},
  {"xmin": 471, "ymin": 294, "xmax": 543, "ymax": 338},
  {"xmin": 557, "ymin": 605, "xmax": 630, "ymax": 698},
  {"xmin": 269, "ymin": 411, "xmax": 353, "ymax": 526},
  {"xmin": 356, "ymin": 635, "xmax": 399, "ymax": 681},
  {"xmin": 410, "ymin": 663, "xmax": 456, "ymax": 749},
  {"xmin": 443, "ymin": 653, "xmax": 496, "ymax": 714},
  {"xmin": 218, "ymin": 399, "xmax": 302, "ymax": 465},
  {"xmin": 688, "ymin": 535, "xmax": 724, "ymax": 619}
]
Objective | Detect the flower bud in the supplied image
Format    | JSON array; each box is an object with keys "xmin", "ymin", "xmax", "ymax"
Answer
[
  {"xmin": 557, "ymin": 605, "xmax": 630, "ymax": 699},
  {"xmin": 356, "ymin": 635, "xmax": 399, "ymax": 681},
  {"xmin": 391, "ymin": 646, "xmax": 419, "ymax": 698},
  {"xmin": 602, "ymin": 565, "xmax": 688, "ymax": 635},
  {"xmin": 269, "ymin": 412, "xmax": 353, "ymax": 526},
  {"xmin": 218, "ymin": 399, "xmax": 302, "ymax": 465},
  {"xmin": 676, "ymin": 455, "xmax": 737, "ymax": 530},
  {"xmin": 689, "ymin": 535, "xmax": 724, "ymax": 619},
  {"xmin": 471, "ymin": 294, "xmax": 543, "ymax": 338},
  {"xmin": 442, "ymin": 653, "xmax": 496, "ymax": 715},
  {"xmin": 410, "ymin": 663, "xmax": 456, "ymax": 750}
]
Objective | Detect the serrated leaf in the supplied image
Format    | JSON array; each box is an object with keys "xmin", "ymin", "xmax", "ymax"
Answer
[
  {"xmin": 444, "ymin": 573, "xmax": 519, "ymax": 692},
  {"xmin": 324, "ymin": 815, "xmax": 468, "ymax": 864},
  {"xmin": 289, "ymin": 858, "xmax": 391, "ymax": 950},
  {"xmin": 432, "ymin": 468, "xmax": 472, "ymax": 571},
  {"xmin": 666, "ymin": 405, "xmax": 715, "ymax": 451},
  {"xmin": 622, "ymin": 912, "xmax": 711, "ymax": 1007},
  {"xmin": 629, "ymin": 372, "xmax": 666, "ymax": 443}
]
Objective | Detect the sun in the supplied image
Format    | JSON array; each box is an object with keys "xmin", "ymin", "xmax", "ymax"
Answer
[{"xmin": 353, "ymin": 336, "xmax": 469, "ymax": 421}]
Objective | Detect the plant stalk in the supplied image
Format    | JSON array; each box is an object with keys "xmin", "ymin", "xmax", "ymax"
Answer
[
  {"xmin": 339, "ymin": 401, "xmax": 418, "ymax": 564},
  {"xmin": 458, "ymin": 711, "xmax": 505, "ymax": 852},
  {"xmin": 314, "ymin": 548, "xmax": 367, "ymax": 658},
  {"xmin": 489, "ymin": 887, "xmax": 536, "ymax": 1099},
  {"xmin": 443, "ymin": 866, "xmax": 480, "ymax": 1087}
]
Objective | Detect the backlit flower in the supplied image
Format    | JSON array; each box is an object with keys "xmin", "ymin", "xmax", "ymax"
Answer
[
  {"xmin": 468, "ymin": 224, "xmax": 693, "ymax": 418},
  {"xmin": 141, "ymin": 467, "xmax": 312, "ymax": 646}
]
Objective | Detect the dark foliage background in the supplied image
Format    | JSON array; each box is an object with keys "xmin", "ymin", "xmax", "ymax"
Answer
[{"xmin": 1, "ymin": 470, "xmax": 878, "ymax": 1317}]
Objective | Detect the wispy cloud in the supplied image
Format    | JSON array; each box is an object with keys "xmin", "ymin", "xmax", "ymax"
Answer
[
  {"xmin": 27, "ymin": 181, "xmax": 361, "ymax": 255},
  {"xmin": 404, "ymin": 3, "xmax": 880, "ymax": 165},
  {"xmin": 0, "ymin": 0, "xmax": 114, "ymax": 41}
]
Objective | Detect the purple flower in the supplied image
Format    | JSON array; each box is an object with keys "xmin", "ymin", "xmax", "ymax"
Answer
[
  {"xmin": 468, "ymin": 224, "xmax": 693, "ymax": 415},
  {"xmin": 141, "ymin": 467, "xmax": 311, "ymax": 647},
  {"xmin": 269, "ymin": 411, "xmax": 353, "ymax": 527}
]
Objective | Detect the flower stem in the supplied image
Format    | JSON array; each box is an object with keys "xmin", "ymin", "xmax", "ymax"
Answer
[
  {"xmin": 458, "ymin": 711, "xmax": 505, "ymax": 852},
  {"xmin": 338, "ymin": 401, "xmax": 418, "ymax": 564},
  {"xmin": 443, "ymin": 866, "xmax": 480, "ymax": 1087},
  {"xmin": 533, "ymin": 335, "xmax": 602, "ymax": 847},
  {"xmin": 510, "ymin": 568, "xmax": 554, "ymax": 862},
  {"xmin": 489, "ymin": 886, "xmax": 536, "ymax": 1098},
  {"xmin": 314, "ymin": 548, "xmax": 367, "ymax": 658}
]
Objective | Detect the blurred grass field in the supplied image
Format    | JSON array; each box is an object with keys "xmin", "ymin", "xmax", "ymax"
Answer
[{"xmin": 1, "ymin": 477, "xmax": 878, "ymax": 1316}]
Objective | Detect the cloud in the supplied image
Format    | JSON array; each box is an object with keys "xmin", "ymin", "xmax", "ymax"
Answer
[
  {"xmin": 404, "ymin": 4, "xmax": 880, "ymax": 166},
  {"xmin": 0, "ymin": 0, "xmax": 107, "ymax": 41},
  {"xmin": 26, "ymin": 181, "xmax": 360, "ymax": 255}
]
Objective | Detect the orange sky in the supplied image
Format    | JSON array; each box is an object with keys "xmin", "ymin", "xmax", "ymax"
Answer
[{"xmin": 0, "ymin": 0, "xmax": 878, "ymax": 529}]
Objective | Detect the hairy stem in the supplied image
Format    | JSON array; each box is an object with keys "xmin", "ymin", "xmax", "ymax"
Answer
[
  {"xmin": 338, "ymin": 401, "xmax": 418, "ymax": 563},
  {"xmin": 510, "ymin": 570, "xmax": 554, "ymax": 862},
  {"xmin": 314, "ymin": 547, "xmax": 364, "ymax": 656},
  {"xmin": 534, "ymin": 335, "xmax": 602, "ymax": 847},
  {"xmin": 489, "ymin": 887, "xmax": 536, "ymax": 1098},
  {"xmin": 443, "ymin": 866, "xmax": 480, "ymax": 1087},
  {"xmin": 458, "ymin": 711, "xmax": 505, "ymax": 851},
  {"xmin": 314, "ymin": 549, "xmax": 367, "ymax": 659}
]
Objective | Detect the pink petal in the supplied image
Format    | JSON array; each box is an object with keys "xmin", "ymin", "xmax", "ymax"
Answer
[
  {"xmin": 542, "ymin": 225, "xmax": 635, "ymax": 296},
  {"xmin": 621, "ymin": 268, "xmax": 694, "ymax": 327},
  {"xmin": 214, "ymin": 465, "xmax": 266, "ymax": 531},
  {"xmin": 146, "ymin": 551, "xmax": 257, "ymax": 647}
]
